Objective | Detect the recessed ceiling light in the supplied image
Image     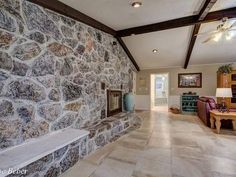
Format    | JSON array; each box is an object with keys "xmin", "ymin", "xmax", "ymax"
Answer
[
  {"xmin": 152, "ymin": 49, "xmax": 158, "ymax": 53},
  {"xmin": 132, "ymin": 2, "xmax": 142, "ymax": 8}
]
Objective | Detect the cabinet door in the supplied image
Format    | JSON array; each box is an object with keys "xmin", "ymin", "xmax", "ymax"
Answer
[
  {"xmin": 217, "ymin": 73, "xmax": 230, "ymax": 106},
  {"xmin": 230, "ymin": 84, "xmax": 236, "ymax": 108},
  {"xmin": 231, "ymin": 71, "xmax": 236, "ymax": 83},
  {"xmin": 217, "ymin": 73, "xmax": 230, "ymax": 87}
]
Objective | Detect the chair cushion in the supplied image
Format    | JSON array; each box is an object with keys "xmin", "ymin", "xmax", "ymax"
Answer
[{"xmin": 208, "ymin": 98, "xmax": 216, "ymax": 110}]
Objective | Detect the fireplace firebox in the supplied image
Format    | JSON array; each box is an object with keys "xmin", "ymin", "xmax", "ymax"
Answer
[{"xmin": 107, "ymin": 90, "xmax": 122, "ymax": 116}]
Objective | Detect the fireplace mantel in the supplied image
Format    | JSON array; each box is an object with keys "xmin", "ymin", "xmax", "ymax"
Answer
[{"xmin": 107, "ymin": 90, "xmax": 122, "ymax": 117}]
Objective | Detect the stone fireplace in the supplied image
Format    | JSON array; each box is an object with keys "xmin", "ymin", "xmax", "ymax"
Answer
[
  {"xmin": 107, "ymin": 90, "xmax": 122, "ymax": 117},
  {"xmin": 0, "ymin": 0, "xmax": 138, "ymax": 176}
]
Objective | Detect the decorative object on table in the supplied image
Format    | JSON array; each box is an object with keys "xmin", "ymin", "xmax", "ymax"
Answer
[
  {"xmin": 181, "ymin": 94, "xmax": 199, "ymax": 114},
  {"xmin": 178, "ymin": 73, "xmax": 202, "ymax": 88},
  {"xmin": 183, "ymin": 91, "xmax": 197, "ymax": 95},
  {"xmin": 217, "ymin": 64, "xmax": 233, "ymax": 74},
  {"xmin": 170, "ymin": 105, "xmax": 180, "ymax": 114},
  {"xmin": 216, "ymin": 88, "xmax": 233, "ymax": 112},
  {"xmin": 124, "ymin": 92, "xmax": 134, "ymax": 112}
]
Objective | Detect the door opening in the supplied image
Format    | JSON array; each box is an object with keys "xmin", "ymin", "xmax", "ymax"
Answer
[{"xmin": 150, "ymin": 73, "xmax": 169, "ymax": 112}]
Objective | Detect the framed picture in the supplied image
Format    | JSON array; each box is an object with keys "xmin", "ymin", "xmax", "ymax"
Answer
[
  {"xmin": 178, "ymin": 73, "xmax": 202, "ymax": 88},
  {"xmin": 139, "ymin": 77, "xmax": 146, "ymax": 87}
]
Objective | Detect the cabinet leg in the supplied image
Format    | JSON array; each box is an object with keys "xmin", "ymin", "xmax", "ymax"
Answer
[
  {"xmin": 215, "ymin": 119, "xmax": 221, "ymax": 134},
  {"xmin": 210, "ymin": 116, "xmax": 215, "ymax": 129},
  {"xmin": 232, "ymin": 121, "xmax": 236, "ymax": 131}
]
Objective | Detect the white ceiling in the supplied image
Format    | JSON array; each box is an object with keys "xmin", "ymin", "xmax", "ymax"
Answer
[
  {"xmin": 123, "ymin": 27, "xmax": 192, "ymax": 69},
  {"xmin": 58, "ymin": 0, "xmax": 236, "ymax": 70},
  {"xmin": 59, "ymin": 0, "xmax": 202, "ymax": 30},
  {"xmin": 210, "ymin": 0, "xmax": 236, "ymax": 12},
  {"xmin": 190, "ymin": 20, "xmax": 236, "ymax": 65}
]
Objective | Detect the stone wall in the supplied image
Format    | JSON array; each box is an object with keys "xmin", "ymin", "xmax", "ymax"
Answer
[
  {"xmin": 0, "ymin": 0, "xmax": 135, "ymax": 150},
  {"xmin": 4, "ymin": 113, "xmax": 141, "ymax": 177}
]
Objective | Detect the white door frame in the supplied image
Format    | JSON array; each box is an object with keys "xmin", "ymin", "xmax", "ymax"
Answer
[{"xmin": 150, "ymin": 73, "xmax": 170, "ymax": 110}]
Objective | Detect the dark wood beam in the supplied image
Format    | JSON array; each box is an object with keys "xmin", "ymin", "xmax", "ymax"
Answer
[
  {"xmin": 117, "ymin": 16, "xmax": 198, "ymax": 37},
  {"xmin": 184, "ymin": 0, "xmax": 217, "ymax": 69},
  {"xmin": 198, "ymin": 0, "xmax": 217, "ymax": 20},
  {"xmin": 26, "ymin": 0, "xmax": 116, "ymax": 36},
  {"xmin": 117, "ymin": 7, "xmax": 236, "ymax": 37},
  {"xmin": 184, "ymin": 24, "xmax": 201, "ymax": 69},
  {"xmin": 204, "ymin": 7, "xmax": 236, "ymax": 21},
  {"xmin": 116, "ymin": 37, "xmax": 140, "ymax": 71}
]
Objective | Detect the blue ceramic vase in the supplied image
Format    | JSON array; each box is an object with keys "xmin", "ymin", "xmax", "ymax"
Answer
[{"xmin": 124, "ymin": 92, "xmax": 134, "ymax": 112}]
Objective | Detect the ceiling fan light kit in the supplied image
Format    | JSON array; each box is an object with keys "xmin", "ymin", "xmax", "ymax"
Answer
[
  {"xmin": 200, "ymin": 17, "xmax": 236, "ymax": 43},
  {"xmin": 213, "ymin": 32, "xmax": 222, "ymax": 42}
]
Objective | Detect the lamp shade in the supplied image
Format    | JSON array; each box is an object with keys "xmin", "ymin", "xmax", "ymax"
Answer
[{"xmin": 216, "ymin": 88, "xmax": 232, "ymax": 98}]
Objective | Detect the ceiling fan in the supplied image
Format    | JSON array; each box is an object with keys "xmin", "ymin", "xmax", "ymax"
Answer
[{"xmin": 196, "ymin": 17, "xmax": 236, "ymax": 43}]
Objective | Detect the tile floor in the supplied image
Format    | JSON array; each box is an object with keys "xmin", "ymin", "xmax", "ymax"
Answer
[{"xmin": 61, "ymin": 111, "xmax": 236, "ymax": 177}]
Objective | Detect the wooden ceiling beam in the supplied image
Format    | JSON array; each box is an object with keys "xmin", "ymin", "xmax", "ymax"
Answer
[
  {"xmin": 184, "ymin": 0, "xmax": 218, "ymax": 69},
  {"xmin": 117, "ymin": 7, "xmax": 236, "ymax": 37},
  {"xmin": 198, "ymin": 0, "xmax": 218, "ymax": 20},
  {"xmin": 116, "ymin": 37, "xmax": 140, "ymax": 71},
  {"xmin": 184, "ymin": 24, "xmax": 201, "ymax": 69}
]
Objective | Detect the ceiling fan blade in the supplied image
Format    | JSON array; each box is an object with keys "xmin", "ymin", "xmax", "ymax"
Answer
[
  {"xmin": 202, "ymin": 36, "xmax": 215, "ymax": 43},
  {"xmin": 223, "ymin": 22, "xmax": 231, "ymax": 29},
  {"xmin": 195, "ymin": 30, "xmax": 218, "ymax": 36},
  {"xmin": 230, "ymin": 21, "xmax": 236, "ymax": 28},
  {"xmin": 221, "ymin": 18, "xmax": 232, "ymax": 29}
]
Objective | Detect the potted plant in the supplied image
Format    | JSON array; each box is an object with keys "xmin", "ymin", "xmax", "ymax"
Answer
[{"xmin": 217, "ymin": 64, "xmax": 233, "ymax": 74}]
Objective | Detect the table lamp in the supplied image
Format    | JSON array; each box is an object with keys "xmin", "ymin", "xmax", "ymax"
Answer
[{"xmin": 216, "ymin": 88, "xmax": 232, "ymax": 112}]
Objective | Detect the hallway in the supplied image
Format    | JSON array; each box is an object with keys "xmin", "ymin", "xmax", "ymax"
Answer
[{"xmin": 61, "ymin": 111, "xmax": 236, "ymax": 177}]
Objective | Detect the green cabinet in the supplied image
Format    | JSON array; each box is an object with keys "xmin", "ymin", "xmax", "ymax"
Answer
[{"xmin": 181, "ymin": 95, "xmax": 199, "ymax": 114}]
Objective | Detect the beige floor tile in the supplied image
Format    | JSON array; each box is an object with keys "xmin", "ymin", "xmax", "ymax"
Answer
[
  {"xmin": 139, "ymin": 147, "xmax": 171, "ymax": 164},
  {"xmin": 62, "ymin": 111, "xmax": 236, "ymax": 177},
  {"xmin": 172, "ymin": 156, "xmax": 208, "ymax": 177},
  {"xmin": 171, "ymin": 136, "xmax": 200, "ymax": 148},
  {"xmin": 117, "ymin": 137, "xmax": 148, "ymax": 150},
  {"xmin": 60, "ymin": 161, "xmax": 97, "ymax": 177},
  {"xmin": 108, "ymin": 146, "xmax": 141, "ymax": 164},
  {"xmin": 148, "ymin": 137, "xmax": 171, "ymax": 148},
  {"xmin": 203, "ymin": 155, "xmax": 236, "ymax": 175},
  {"xmin": 151, "ymin": 130, "xmax": 171, "ymax": 139},
  {"xmin": 90, "ymin": 158, "xmax": 135, "ymax": 177},
  {"xmin": 172, "ymin": 145, "xmax": 203, "ymax": 160},
  {"xmin": 134, "ymin": 158, "xmax": 172, "ymax": 177},
  {"xmin": 85, "ymin": 142, "xmax": 116, "ymax": 165},
  {"xmin": 127, "ymin": 131, "xmax": 151, "ymax": 140}
]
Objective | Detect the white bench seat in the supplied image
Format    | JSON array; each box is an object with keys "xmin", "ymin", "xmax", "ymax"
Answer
[{"xmin": 0, "ymin": 128, "xmax": 89, "ymax": 176}]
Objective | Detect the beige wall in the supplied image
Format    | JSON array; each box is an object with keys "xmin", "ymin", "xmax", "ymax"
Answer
[{"xmin": 136, "ymin": 63, "xmax": 236, "ymax": 97}]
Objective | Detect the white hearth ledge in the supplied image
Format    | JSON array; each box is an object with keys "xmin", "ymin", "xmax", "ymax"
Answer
[{"xmin": 0, "ymin": 128, "xmax": 89, "ymax": 177}]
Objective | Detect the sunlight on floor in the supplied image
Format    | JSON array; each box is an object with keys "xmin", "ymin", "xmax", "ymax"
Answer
[{"xmin": 152, "ymin": 105, "xmax": 169, "ymax": 112}]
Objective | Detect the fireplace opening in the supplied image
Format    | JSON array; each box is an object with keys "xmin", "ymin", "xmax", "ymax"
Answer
[{"xmin": 107, "ymin": 90, "xmax": 122, "ymax": 116}]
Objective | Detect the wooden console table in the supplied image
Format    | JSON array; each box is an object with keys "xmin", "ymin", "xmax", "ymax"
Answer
[{"xmin": 210, "ymin": 110, "xmax": 236, "ymax": 134}]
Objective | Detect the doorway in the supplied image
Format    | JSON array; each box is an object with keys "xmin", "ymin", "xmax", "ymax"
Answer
[{"xmin": 150, "ymin": 73, "xmax": 169, "ymax": 112}]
